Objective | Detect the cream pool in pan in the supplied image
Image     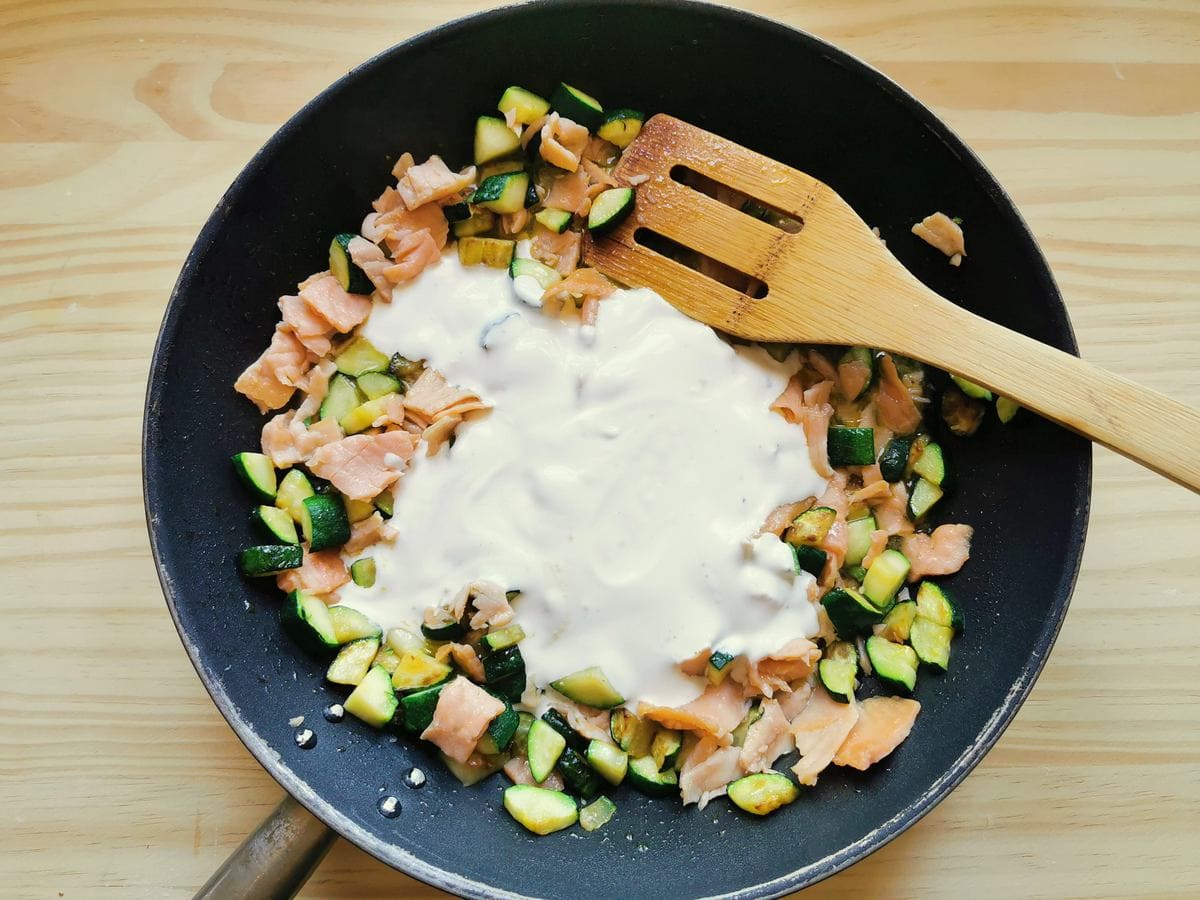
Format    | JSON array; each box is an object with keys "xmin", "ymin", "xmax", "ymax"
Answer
[{"xmin": 337, "ymin": 251, "xmax": 827, "ymax": 708}]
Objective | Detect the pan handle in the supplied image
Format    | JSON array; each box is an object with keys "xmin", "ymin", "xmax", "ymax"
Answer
[{"xmin": 195, "ymin": 795, "xmax": 336, "ymax": 900}]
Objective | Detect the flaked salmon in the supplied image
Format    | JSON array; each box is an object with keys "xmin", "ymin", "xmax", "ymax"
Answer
[
  {"xmin": 902, "ymin": 524, "xmax": 973, "ymax": 580},
  {"xmin": 306, "ymin": 429, "xmax": 417, "ymax": 500},
  {"xmin": 833, "ymin": 696, "xmax": 920, "ymax": 770},
  {"xmin": 420, "ymin": 676, "xmax": 506, "ymax": 763}
]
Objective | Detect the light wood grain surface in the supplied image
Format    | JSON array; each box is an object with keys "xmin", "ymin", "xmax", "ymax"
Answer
[{"xmin": 1, "ymin": 1, "xmax": 1197, "ymax": 897}]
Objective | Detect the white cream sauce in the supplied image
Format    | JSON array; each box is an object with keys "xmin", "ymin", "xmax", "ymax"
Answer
[{"xmin": 338, "ymin": 252, "xmax": 826, "ymax": 708}]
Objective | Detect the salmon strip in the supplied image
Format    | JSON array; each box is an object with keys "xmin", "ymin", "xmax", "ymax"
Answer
[
  {"xmin": 277, "ymin": 294, "xmax": 335, "ymax": 356},
  {"xmin": 739, "ymin": 699, "xmax": 795, "ymax": 774},
  {"xmin": 343, "ymin": 512, "xmax": 396, "ymax": 556},
  {"xmin": 861, "ymin": 528, "xmax": 890, "ymax": 569},
  {"xmin": 790, "ymin": 688, "xmax": 859, "ymax": 786},
  {"xmin": 299, "ymin": 273, "xmax": 372, "ymax": 334},
  {"xmin": 403, "ymin": 368, "xmax": 489, "ymax": 426},
  {"xmin": 503, "ymin": 755, "xmax": 565, "ymax": 791},
  {"xmin": 777, "ymin": 678, "xmax": 814, "ymax": 720},
  {"xmin": 276, "ymin": 549, "xmax": 349, "ymax": 596},
  {"xmin": 901, "ymin": 524, "xmax": 973, "ymax": 580},
  {"xmin": 539, "ymin": 113, "xmax": 589, "ymax": 172},
  {"xmin": 396, "ymin": 155, "xmax": 476, "ymax": 210},
  {"xmin": 294, "ymin": 360, "xmax": 337, "ymax": 422},
  {"xmin": 420, "ymin": 676, "xmax": 505, "ymax": 763},
  {"xmin": 640, "ymin": 678, "xmax": 748, "ymax": 744},
  {"xmin": 679, "ymin": 736, "xmax": 742, "ymax": 808},
  {"xmin": 833, "ymin": 696, "xmax": 920, "ymax": 770},
  {"xmin": 544, "ymin": 169, "xmax": 590, "ymax": 215},
  {"xmin": 372, "ymin": 185, "xmax": 404, "ymax": 215},
  {"xmin": 541, "ymin": 268, "xmax": 614, "ymax": 310},
  {"xmin": 738, "ymin": 638, "xmax": 821, "ymax": 698},
  {"xmin": 912, "ymin": 212, "xmax": 965, "ymax": 262},
  {"xmin": 838, "ymin": 352, "xmax": 873, "ymax": 401},
  {"xmin": 378, "ymin": 201, "xmax": 449, "ymax": 252},
  {"xmin": 873, "ymin": 481, "xmax": 914, "ymax": 536},
  {"xmin": 234, "ymin": 326, "xmax": 312, "ymax": 413},
  {"xmin": 384, "ymin": 230, "xmax": 442, "ymax": 284},
  {"xmin": 346, "ymin": 236, "xmax": 393, "ymax": 300},
  {"xmin": 434, "ymin": 642, "xmax": 487, "ymax": 683},
  {"xmin": 306, "ymin": 429, "xmax": 417, "ymax": 500},
  {"xmin": 260, "ymin": 412, "xmax": 341, "ymax": 468},
  {"xmin": 876, "ymin": 354, "xmax": 923, "ymax": 435},
  {"xmin": 531, "ymin": 226, "xmax": 582, "ymax": 275},
  {"xmin": 759, "ymin": 498, "xmax": 814, "ymax": 537}
]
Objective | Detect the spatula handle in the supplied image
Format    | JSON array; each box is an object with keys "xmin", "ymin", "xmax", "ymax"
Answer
[{"xmin": 908, "ymin": 301, "xmax": 1200, "ymax": 493}]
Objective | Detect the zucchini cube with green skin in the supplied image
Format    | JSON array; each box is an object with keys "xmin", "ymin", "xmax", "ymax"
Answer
[
  {"xmin": 730, "ymin": 703, "xmax": 763, "ymax": 748},
  {"xmin": 457, "ymin": 236, "xmax": 515, "ymax": 268},
  {"xmin": 540, "ymin": 708, "xmax": 589, "ymax": 754},
  {"xmin": 328, "ymin": 233, "xmax": 373, "ymax": 294},
  {"xmin": 556, "ymin": 746, "xmax": 603, "ymax": 800},
  {"xmin": 483, "ymin": 645, "xmax": 526, "ymax": 685},
  {"xmin": 910, "ymin": 616, "xmax": 954, "ymax": 670},
  {"xmin": 837, "ymin": 346, "xmax": 875, "ymax": 400},
  {"xmin": 951, "ymin": 374, "xmax": 993, "ymax": 401},
  {"xmin": 597, "ymin": 108, "xmax": 644, "ymax": 149},
  {"xmin": 281, "ymin": 590, "xmax": 340, "ymax": 656},
  {"xmin": 861, "ymin": 549, "xmax": 910, "ymax": 609},
  {"xmin": 339, "ymin": 392, "xmax": 401, "ymax": 435},
  {"xmin": 822, "ymin": 587, "xmax": 887, "ymax": 639},
  {"xmin": 650, "ymin": 729, "xmax": 682, "ymax": 770},
  {"xmin": 355, "ymin": 372, "xmax": 401, "ymax": 401},
  {"xmin": 907, "ymin": 477, "xmax": 943, "ymax": 521},
  {"xmin": 326, "ymin": 637, "xmax": 381, "ymax": 686},
  {"xmin": 915, "ymin": 580, "xmax": 964, "ymax": 633},
  {"xmin": 334, "ymin": 336, "xmax": 390, "ymax": 378},
  {"xmin": 238, "ymin": 544, "xmax": 302, "ymax": 577},
  {"xmin": 390, "ymin": 651, "xmax": 452, "ymax": 693},
  {"xmin": 877, "ymin": 600, "xmax": 918, "ymax": 643},
  {"xmin": 625, "ymin": 755, "xmax": 678, "ymax": 797},
  {"xmin": 586, "ymin": 187, "xmax": 634, "ymax": 235},
  {"xmin": 471, "ymin": 171, "xmax": 530, "ymax": 215},
  {"xmin": 728, "ymin": 773, "xmax": 799, "ymax": 815},
  {"xmin": 818, "ymin": 640, "xmax": 859, "ymax": 703},
  {"xmin": 785, "ymin": 506, "xmax": 837, "ymax": 547},
  {"xmin": 474, "ymin": 115, "xmax": 522, "ymax": 165},
  {"xmin": 503, "ymin": 785, "xmax": 577, "ymax": 836},
  {"xmin": 550, "ymin": 666, "xmax": 624, "ymax": 709},
  {"xmin": 327, "ymin": 605, "xmax": 382, "ymax": 643},
  {"xmin": 526, "ymin": 718, "xmax": 566, "ymax": 783},
  {"xmin": 585, "ymin": 740, "xmax": 628, "ymax": 786},
  {"xmin": 274, "ymin": 469, "xmax": 314, "ymax": 524},
  {"xmin": 441, "ymin": 751, "xmax": 505, "ymax": 787},
  {"xmin": 534, "ymin": 207, "xmax": 572, "ymax": 234},
  {"xmin": 349, "ymin": 557, "xmax": 376, "ymax": 588},
  {"xmin": 482, "ymin": 623, "xmax": 526, "ymax": 652},
  {"xmin": 550, "ymin": 82, "xmax": 604, "ymax": 130},
  {"xmin": 300, "ymin": 494, "xmax": 350, "ymax": 552},
  {"xmin": 397, "ymin": 682, "xmax": 446, "ymax": 734},
  {"xmin": 476, "ymin": 702, "xmax": 519, "ymax": 755},
  {"xmin": 343, "ymin": 665, "xmax": 397, "ymax": 727},
  {"xmin": 911, "ymin": 441, "xmax": 949, "ymax": 487},
  {"xmin": 452, "ymin": 209, "xmax": 496, "ymax": 239},
  {"xmin": 843, "ymin": 514, "xmax": 878, "ymax": 567},
  {"xmin": 827, "ymin": 426, "xmax": 876, "ymax": 466},
  {"xmin": 319, "ymin": 373, "xmax": 362, "ymax": 423},
  {"xmin": 865, "ymin": 636, "xmax": 919, "ymax": 693},
  {"xmin": 610, "ymin": 708, "xmax": 655, "ymax": 757},
  {"xmin": 497, "ymin": 86, "xmax": 550, "ymax": 124},
  {"xmin": 791, "ymin": 544, "xmax": 828, "ymax": 578},
  {"xmin": 232, "ymin": 452, "xmax": 277, "ymax": 502},
  {"xmin": 251, "ymin": 505, "xmax": 299, "ymax": 545},
  {"xmin": 579, "ymin": 796, "xmax": 617, "ymax": 832},
  {"xmin": 706, "ymin": 650, "xmax": 735, "ymax": 685},
  {"xmin": 878, "ymin": 437, "xmax": 913, "ymax": 483},
  {"xmin": 996, "ymin": 396, "xmax": 1020, "ymax": 423}
]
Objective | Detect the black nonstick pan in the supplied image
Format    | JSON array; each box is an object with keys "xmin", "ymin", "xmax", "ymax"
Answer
[{"xmin": 143, "ymin": 1, "xmax": 1090, "ymax": 896}]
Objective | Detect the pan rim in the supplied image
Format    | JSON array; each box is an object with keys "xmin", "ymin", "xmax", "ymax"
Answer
[{"xmin": 142, "ymin": 1, "xmax": 1092, "ymax": 896}]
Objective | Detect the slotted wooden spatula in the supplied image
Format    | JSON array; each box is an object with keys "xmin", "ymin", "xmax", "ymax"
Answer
[{"xmin": 584, "ymin": 114, "xmax": 1200, "ymax": 493}]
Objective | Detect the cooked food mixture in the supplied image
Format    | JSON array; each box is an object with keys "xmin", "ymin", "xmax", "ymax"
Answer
[{"xmin": 231, "ymin": 82, "xmax": 1010, "ymax": 835}]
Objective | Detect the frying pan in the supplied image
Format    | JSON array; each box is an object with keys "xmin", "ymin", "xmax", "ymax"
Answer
[{"xmin": 143, "ymin": 1, "xmax": 1091, "ymax": 896}]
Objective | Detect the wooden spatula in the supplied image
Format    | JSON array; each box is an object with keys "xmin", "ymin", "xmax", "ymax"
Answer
[{"xmin": 584, "ymin": 114, "xmax": 1200, "ymax": 493}]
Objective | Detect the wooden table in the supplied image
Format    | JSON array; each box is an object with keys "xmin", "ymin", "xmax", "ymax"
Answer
[{"xmin": 3, "ymin": 1, "xmax": 1197, "ymax": 896}]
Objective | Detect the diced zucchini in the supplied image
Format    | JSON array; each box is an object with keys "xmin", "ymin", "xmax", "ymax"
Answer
[
  {"xmin": 342, "ymin": 497, "xmax": 375, "ymax": 525},
  {"xmin": 878, "ymin": 437, "xmax": 912, "ymax": 483},
  {"xmin": 477, "ymin": 702, "xmax": 519, "ymax": 755},
  {"xmin": 610, "ymin": 708, "xmax": 655, "ymax": 757},
  {"xmin": 911, "ymin": 441, "xmax": 948, "ymax": 487},
  {"xmin": 513, "ymin": 710, "xmax": 535, "ymax": 756},
  {"xmin": 915, "ymin": 581, "xmax": 964, "ymax": 633},
  {"xmin": 837, "ymin": 346, "xmax": 875, "ymax": 400},
  {"xmin": 534, "ymin": 207, "xmax": 572, "ymax": 234},
  {"xmin": 827, "ymin": 426, "xmax": 876, "ymax": 466},
  {"xmin": 527, "ymin": 718, "xmax": 566, "ymax": 783},
  {"xmin": 388, "ymin": 352, "xmax": 424, "ymax": 385},
  {"xmin": 326, "ymin": 637, "xmax": 381, "ymax": 686},
  {"xmin": 397, "ymin": 682, "xmax": 445, "ymax": 733},
  {"xmin": 550, "ymin": 82, "xmax": 603, "ymax": 130},
  {"xmin": 482, "ymin": 623, "xmax": 526, "ymax": 652},
  {"xmin": 372, "ymin": 646, "xmax": 402, "ymax": 674},
  {"xmin": 281, "ymin": 590, "xmax": 339, "ymax": 655},
  {"xmin": 458, "ymin": 236, "xmax": 516, "ymax": 269},
  {"xmin": 329, "ymin": 233, "xmax": 373, "ymax": 295},
  {"xmin": 327, "ymin": 605, "xmax": 382, "ymax": 642},
  {"xmin": 339, "ymin": 393, "xmax": 400, "ymax": 435},
  {"xmin": 441, "ymin": 751, "xmax": 505, "ymax": 787},
  {"xmin": 386, "ymin": 625, "xmax": 428, "ymax": 656},
  {"xmin": 822, "ymin": 587, "xmax": 887, "ymax": 638},
  {"xmin": 421, "ymin": 610, "xmax": 465, "ymax": 642},
  {"xmin": 509, "ymin": 256, "xmax": 562, "ymax": 306},
  {"xmin": 845, "ymin": 564, "xmax": 868, "ymax": 584},
  {"xmin": 471, "ymin": 171, "xmax": 530, "ymax": 215},
  {"xmin": 442, "ymin": 201, "xmax": 472, "ymax": 223},
  {"xmin": 818, "ymin": 640, "xmax": 858, "ymax": 703},
  {"xmin": 497, "ymin": 85, "xmax": 551, "ymax": 124},
  {"xmin": 865, "ymin": 636, "xmax": 919, "ymax": 692},
  {"xmin": 650, "ymin": 729, "xmax": 682, "ymax": 770},
  {"xmin": 579, "ymin": 795, "xmax": 617, "ymax": 832},
  {"xmin": 488, "ymin": 671, "xmax": 527, "ymax": 706},
  {"xmin": 478, "ymin": 158, "xmax": 526, "ymax": 182},
  {"xmin": 343, "ymin": 665, "xmax": 398, "ymax": 727},
  {"xmin": 785, "ymin": 506, "xmax": 837, "ymax": 547},
  {"xmin": 356, "ymin": 371, "xmax": 402, "ymax": 401},
  {"xmin": 731, "ymin": 702, "xmax": 763, "ymax": 748},
  {"xmin": 300, "ymin": 494, "xmax": 350, "ymax": 552},
  {"xmin": 251, "ymin": 505, "xmax": 299, "ymax": 544},
  {"xmin": 706, "ymin": 650, "xmax": 735, "ymax": 685},
  {"xmin": 503, "ymin": 785, "xmax": 578, "ymax": 835},
  {"xmin": 586, "ymin": 187, "xmax": 634, "ymax": 235},
  {"xmin": 585, "ymin": 740, "xmax": 628, "ymax": 786},
  {"xmin": 996, "ymin": 396, "xmax": 1020, "ymax": 423},
  {"xmin": 910, "ymin": 616, "xmax": 954, "ymax": 670},
  {"xmin": 390, "ymin": 651, "xmax": 453, "ymax": 693},
  {"xmin": 861, "ymin": 549, "xmax": 910, "ymax": 609},
  {"xmin": 334, "ymin": 336, "xmax": 390, "ymax": 377},
  {"xmin": 453, "ymin": 208, "xmax": 496, "ymax": 238},
  {"xmin": 791, "ymin": 544, "xmax": 828, "ymax": 578},
  {"xmin": 232, "ymin": 452, "xmax": 277, "ymax": 502},
  {"xmin": 728, "ymin": 773, "xmax": 799, "ymax": 815},
  {"xmin": 877, "ymin": 600, "xmax": 918, "ymax": 643},
  {"xmin": 274, "ymin": 469, "xmax": 314, "ymax": 524},
  {"xmin": 951, "ymin": 375, "xmax": 993, "ymax": 401},
  {"xmin": 373, "ymin": 489, "xmax": 394, "ymax": 519},
  {"xmin": 596, "ymin": 108, "xmax": 644, "ymax": 149},
  {"xmin": 626, "ymin": 755, "xmax": 678, "ymax": 798},
  {"xmin": 319, "ymin": 373, "xmax": 362, "ymax": 424},
  {"xmin": 540, "ymin": 708, "xmax": 589, "ymax": 754},
  {"xmin": 474, "ymin": 115, "xmax": 522, "ymax": 165},
  {"xmin": 907, "ymin": 477, "xmax": 943, "ymax": 521},
  {"xmin": 844, "ymin": 514, "xmax": 877, "ymax": 567},
  {"xmin": 550, "ymin": 666, "xmax": 624, "ymax": 709},
  {"xmin": 238, "ymin": 544, "xmax": 303, "ymax": 577},
  {"xmin": 347, "ymin": 558, "xmax": 375, "ymax": 589},
  {"xmin": 483, "ymin": 645, "xmax": 526, "ymax": 685},
  {"xmin": 555, "ymin": 746, "xmax": 603, "ymax": 799}
]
